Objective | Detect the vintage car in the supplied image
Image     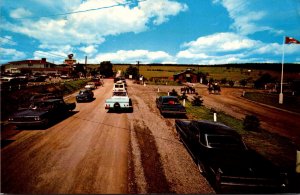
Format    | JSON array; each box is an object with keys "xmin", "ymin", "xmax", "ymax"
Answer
[
  {"xmin": 113, "ymin": 80, "xmax": 126, "ymax": 92},
  {"xmin": 92, "ymin": 77, "xmax": 102, "ymax": 86},
  {"xmin": 156, "ymin": 96, "xmax": 186, "ymax": 116},
  {"xmin": 8, "ymin": 98, "xmax": 76, "ymax": 128},
  {"xmin": 76, "ymin": 89, "xmax": 94, "ymax": 102},
  {"xmin": 84, "ymin": 82, "xmax": 96, "ymax": 90},
  {"xmin": 105, "ymin": 90, "xmax": 133, "ymax": 112},
  {"xmin": 175, "ymin": 119, "xmax": 288, "ymax": 193}
]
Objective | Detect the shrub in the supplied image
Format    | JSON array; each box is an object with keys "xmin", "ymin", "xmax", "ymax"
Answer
[
  {"xmin": 192, "ymin": 93, "xmax": 203, "ymax": 106},
  {"xmin": 243, "ymin": 115, "xmax": 260, "ymax": 131},
  {"xmin": 169, "ymin": 89, "xmax": 178, "ymax": 96},
  {"xmin": 179, "ymin": 92, "xmax": 188, "ymax": 100}
]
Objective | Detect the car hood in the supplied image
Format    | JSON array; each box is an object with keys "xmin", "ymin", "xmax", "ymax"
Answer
[
  {"xmin": 208, "ymin": 149, "xmax": 280, "ymax": 177},
  {"xmin": 12, "ymin": 109, "xmax": 48, "ymax": 117}
]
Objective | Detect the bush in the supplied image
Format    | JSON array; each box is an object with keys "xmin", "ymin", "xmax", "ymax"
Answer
[
  {"xmin": 179, "ymin": 92, "xmax": 188, "ymax": 100},
  {"xmin": 243, "ymin": 115, "xmax": 260, "ymax": 131},
  {"xmin": 169, "ymin": 89, "xmax": 178, "ymax": 96},
  {"xmin": 192, "ymin": 93, "xmax": 203, "ymax": 106}
]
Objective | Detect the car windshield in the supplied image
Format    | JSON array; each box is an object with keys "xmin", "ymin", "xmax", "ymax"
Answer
[
  {"xmin": 162, "ymin": 98, "xmax": 180, "ymax": 105},
  {"xmin": 29, "ymin": 101, "xmax": 54, "ymax": 110},
  {"xmin": 115, "ymin": 84, "xmax": 123, "ymax": 88},
  {"xmin": 206, "ymin": 135, "xmax": 246, "ymax": 150}
]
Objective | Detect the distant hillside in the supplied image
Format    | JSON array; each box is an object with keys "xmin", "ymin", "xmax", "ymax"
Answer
[{"xmin": 113, "ymin": 63, "xmax": 300, "ymax": 72}]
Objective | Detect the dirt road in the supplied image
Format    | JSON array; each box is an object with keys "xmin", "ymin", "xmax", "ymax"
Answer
[{"xmin": 1, "ymin": 79, "xmax": 214, "ymax": 194}]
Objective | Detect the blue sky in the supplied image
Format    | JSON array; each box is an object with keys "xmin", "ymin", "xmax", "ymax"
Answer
[{"xmin": 0, "ymin": 0, "xmax": 299, "ymax": 65}]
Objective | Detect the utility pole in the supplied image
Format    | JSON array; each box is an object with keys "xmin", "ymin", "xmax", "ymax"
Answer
[{"xmin": 137, "ymin": 61, "xmax": 140, "ymax": 77}]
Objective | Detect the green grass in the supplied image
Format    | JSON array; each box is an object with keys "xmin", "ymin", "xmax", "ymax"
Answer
[
  {"xmin": 244, "ymin": 92, "xmax": 300, "ymax": 113},
  {"xmin": 111, "ymin": 64, "xmax": 297, "ymax": 82},
  {"xmin": 185, "ymin": 101, "xmax": 245, "ymax": 134}
]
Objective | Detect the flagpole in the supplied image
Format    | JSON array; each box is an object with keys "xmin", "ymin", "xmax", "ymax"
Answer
[{"xmin": 279, "ymin": 36, "xmax": 285, "ymax": 104}]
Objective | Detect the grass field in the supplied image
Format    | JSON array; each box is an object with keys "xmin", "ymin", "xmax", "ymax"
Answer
[{"xmin": 110, "ymin": 64, "xmax": 299, "ymax": 82}]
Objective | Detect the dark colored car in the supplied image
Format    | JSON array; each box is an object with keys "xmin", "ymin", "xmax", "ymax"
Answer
[
  {"xmin": 175, "ymin": 119, "xmax": 288, "ymax": 193},
  {"xmin": 8, "ymin": 99, "xmax": 76, "ymax": 128},
  {"xmin": 76, "ymin": 89, "xmax": 94, "ymax": 102},
  {"xmin": 156, "ymin": 96, "xmax": 186, "ymax": 116}
]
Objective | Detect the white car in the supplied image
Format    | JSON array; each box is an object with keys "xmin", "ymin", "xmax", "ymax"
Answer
[
  {"xmin": 85, "ymin": 82, "xmax": 96, "ymax": 90},
  {"xmin": 105, "ymin": 89, "xmax": 133, "ymax": 112}
]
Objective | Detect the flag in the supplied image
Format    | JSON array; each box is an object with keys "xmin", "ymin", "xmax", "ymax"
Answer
[{"xmin": 285, "ymin": 36, "xmax": 300, "ymax": 44}]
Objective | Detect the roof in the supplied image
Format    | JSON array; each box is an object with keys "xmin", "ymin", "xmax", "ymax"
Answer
[
  {"xmin": 8, "ymin": 59, "xmax": 55, "ymax": 66},
  {"xmin": 192, "ymin": 120, "xmax": 240, "ymax": 136},
  {"xmin": 173, "ymin": 69, "xmax": 197, "ymax": 76}
]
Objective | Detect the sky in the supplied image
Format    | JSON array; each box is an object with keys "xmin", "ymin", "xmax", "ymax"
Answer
[{"xmin": 0, "ymin": 0, "xmax": 299, "ymax": 65}]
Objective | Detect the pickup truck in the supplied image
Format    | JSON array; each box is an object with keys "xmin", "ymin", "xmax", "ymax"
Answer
[
  {"xmin": 105, "ymin": 90, "xmax": 133, "ymax": 112},
  {"xmin": 8, "ymin": 98, "xmax": 76, "ymax": 128},
  {"xmin": 175, "ymin": 119, "xmax": 288, "ymax": 193}
]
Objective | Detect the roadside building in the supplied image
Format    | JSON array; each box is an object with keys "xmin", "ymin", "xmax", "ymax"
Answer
[
  {"xmin": 1, "ymin": 58, "xmax": 70, "ymax": 75},
  {"xmin": 173, "ymin": 68, "xmax": 198, "ymax": 83}
]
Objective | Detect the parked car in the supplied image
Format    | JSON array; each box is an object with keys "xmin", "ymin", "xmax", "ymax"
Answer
[
  {"xmin": 175, "ymin": 119, "xmax": 288, "ymax": 193},
  {"xmin": 8, "ymin": 98, "xmax": 76, "ymax": 128},
  {"xmin": 156, "ymin": 96, "xmax": 186, "ymax": 116},
  {"xmin": 92, "ymin": 77, "xmax": 101, "ymax": 86},
  {"xmin": 105, "ymin": 90, "xmax": 133, "ymax": 112},
  {"xmin": 76, "ymin": 89, "xmax": 94, "ymax": 102},
  {"xmin": 85, "ymin": 82, "xmax": 96, "ymax": 90}
]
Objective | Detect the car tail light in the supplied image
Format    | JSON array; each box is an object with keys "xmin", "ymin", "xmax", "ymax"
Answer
[{"xmin": 105, "ymin": 104, "xmax": 110, "ymax": 109}]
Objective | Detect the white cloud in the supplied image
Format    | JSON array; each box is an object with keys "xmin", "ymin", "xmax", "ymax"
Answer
[
  {"xmin": 214, "ymin": 0, "xmax": 283, "ymax": 35},
  {"xmin": 2, "ymin": 0, "xmax": 187, "ymax": 48},
  {"xmin": 0, "ymin": 47, "xmax": 26, "ymax": 62},
  {"xmin": 79, "ymin": 45, "xmax": 97, "ymax": 55},
  {"xmin": 176, "ymin": 32, "xmax": 300, "ymax": 64},
  {"xmin": 10, "ymin": 8, "xmax": 32, "ymax": 19},
  {"xmin": 139, "ymin": 0, "xmax": 188, "ymax": 25},
  {"xmin": 181, "ymin": 32, "xmax": 259, "ymax": 53},
  {"xmin": 95, "ymin": 49, "xmax": 172, "ymax": 63},
  {"xmin": 0, "ymin": 36, "xmax": 17, "ymax": 46}
]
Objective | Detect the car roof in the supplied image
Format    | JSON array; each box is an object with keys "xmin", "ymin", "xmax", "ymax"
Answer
[
  {"xmin": 191, "ymin": 120, "xmax": 240, "ymax": 136},
  {"xmin": 36, "ymin": 99, "xmax": 62, "ymax": 103},
  {"xmin": 161, "ymin": 96, "xmax": 178, "ymax": 99}
]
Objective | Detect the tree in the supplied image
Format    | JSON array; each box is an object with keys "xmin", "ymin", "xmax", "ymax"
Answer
[
  {"xmin": 99, "ymin": 61, "xmax": 114, "ymax": 78},
  {"xmin": 239, "ymin": 79, "xmax": 247, "ymax": 87},
  {"xmin": 243, "ymin": 115, "xmax": 260, "ymax": 132},
  {"xmin": 254, "ymin": 73, "xmax": 276, "ymax": 89},
  {"xmin": 125, "ymin": 65, "xmax": 139, "ymax": 79}
]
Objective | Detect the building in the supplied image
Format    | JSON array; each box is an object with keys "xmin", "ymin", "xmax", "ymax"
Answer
[
  {"xmin": 1, "ymin": 58, "xmax": 70, "ymax": 75},
  {"xmin": 173, "ymin": 69, "xmax": 198, "ymax": 83}
]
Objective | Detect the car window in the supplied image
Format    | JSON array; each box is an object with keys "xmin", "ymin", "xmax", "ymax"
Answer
[
  {"xmin": 206, "ymin": 135, "xmax": 246, "ymax": 149},
  {"xmin": 162, "ymin": 98, "xmax": 180, "ymax": 105}
]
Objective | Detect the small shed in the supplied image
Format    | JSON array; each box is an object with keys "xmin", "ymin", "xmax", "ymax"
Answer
[{"xmin": 173, "ymin": 69, "xmax": 198, "ymax": 83}]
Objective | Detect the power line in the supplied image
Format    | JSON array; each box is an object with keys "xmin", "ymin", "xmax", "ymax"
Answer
[
  {"xmin": 14, "ymin": 0, "xmax": 147, "ymax": 20},
  {"xmin": 35, "ymin": 51, "xmax": 66, "ymax": 58}
]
